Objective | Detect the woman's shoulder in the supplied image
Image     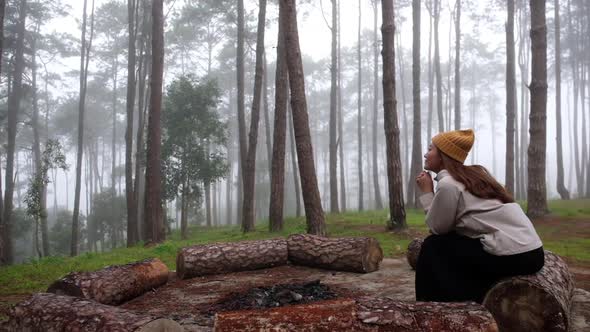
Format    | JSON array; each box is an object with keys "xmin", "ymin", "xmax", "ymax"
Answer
[{"xmin": 437, "ymin": 174, "xmax": 464, "ymax": 191}]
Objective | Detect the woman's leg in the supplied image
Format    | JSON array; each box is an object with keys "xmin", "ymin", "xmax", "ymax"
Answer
[{"xmin": 415, "ymin": 233, "xmax": 483, "ymax": 302}]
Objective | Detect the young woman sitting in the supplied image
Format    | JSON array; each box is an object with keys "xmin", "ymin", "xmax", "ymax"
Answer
[{"xmin": 414, "ymin": 129, "xmax": 544, "ymax": 303}]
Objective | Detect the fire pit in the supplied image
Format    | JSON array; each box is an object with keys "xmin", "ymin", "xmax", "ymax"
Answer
[{"xmin": 206, "ymin": 280, "xmax": 336, "ymax": 313}]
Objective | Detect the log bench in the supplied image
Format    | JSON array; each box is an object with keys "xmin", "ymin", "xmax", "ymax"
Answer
[
  {"xmin": 2, "ymin": 293, "xmax": 182, "ymax": 332},
  {"xmin": 47, "ymin": 258, "xmax": 169, "ymax": 305},
  {"xmin": 406, "ymin": 238, "xmax": 576, "ymax": 332},
  {"xmin": 214, "ymin": 297, "xmax": 499, "ymax": 331}
]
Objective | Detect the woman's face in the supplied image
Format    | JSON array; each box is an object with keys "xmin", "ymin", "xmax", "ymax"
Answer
[{"xmin": 424, "ymin": 144, "xmax": 443, "ymax": 172}]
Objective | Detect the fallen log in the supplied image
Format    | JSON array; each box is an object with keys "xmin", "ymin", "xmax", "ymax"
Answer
[
  {"xmin": 214, "ymin": 297, "xmax": 498, "ymax": 332},
  {"xmin": 176, "ymin": 238, "xmax": 288, "ymax": 279},
  {"xmin": 214, "ymin": 298, "xmax": 357, "ymax": 332},
  {"xmin": 406, "ymin": 238, "xmax": 423, "ymax": 270},
  {"xmin": 405, "ymin": 240, "xmax": 575, "ymax": 332},
  {"xmin": 287, "ymin": 234, "xmax": 383, "ymax": 273},
  {"xmin": 47, "ymin": 258, "xmax": 169, "ymax": 305},
  {"xmin": 2, "ymin": 293, "xmax": 183, "ymax": 332},
  {"xmin": 483, "ymin": 251, "xmax": 575, "ymax": 332},
  {"xmin": 355, "ymin": 296, "xmax": 499, "ymax": 331}
]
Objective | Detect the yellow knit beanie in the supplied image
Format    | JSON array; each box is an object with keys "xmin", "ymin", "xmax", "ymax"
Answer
[{"xmin": 432, "ymin": 129, "xmax": 474, "ymax": 164}]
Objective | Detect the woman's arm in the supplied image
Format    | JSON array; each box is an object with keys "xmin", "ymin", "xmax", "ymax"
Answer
[{"xmin": 420, "ymin": 182, "xmax": 461, "ymax": 234}]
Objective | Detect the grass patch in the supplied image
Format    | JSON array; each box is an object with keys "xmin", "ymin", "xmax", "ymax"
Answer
[{"xmin": 0, "ymin": 199, "xmax": 588, "ymax": 297}]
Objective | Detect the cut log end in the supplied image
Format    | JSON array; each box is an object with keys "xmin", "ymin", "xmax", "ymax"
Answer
[
  {"xmin": 47, "ymin": 258, "xmax": 169, "ymax": 305},
  {"xmin": 483, "ymin": 251, "xmax": 575, "ymax": 332},
  {"xmin": 406, "ymin": 238, "xmax": 423, "ymax": 270},
  {"xmin": 362, "ymin": 238, "xmax": 384, "ymax": 272}
]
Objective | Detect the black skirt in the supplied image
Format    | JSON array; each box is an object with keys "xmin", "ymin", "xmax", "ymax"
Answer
[{"xmin": 415, "ymin": 232, "xmax": 545, "ymax": 303}]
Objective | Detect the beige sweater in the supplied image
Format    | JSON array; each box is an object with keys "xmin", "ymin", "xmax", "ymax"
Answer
[{"xmin": 419, "ymin": 170, "xmax": 542, "ymax": 256}]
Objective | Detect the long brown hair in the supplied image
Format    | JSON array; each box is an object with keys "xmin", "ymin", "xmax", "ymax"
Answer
[{"xmin": 440, "ymin": 153, "xmax": 515, "ymax": 203}]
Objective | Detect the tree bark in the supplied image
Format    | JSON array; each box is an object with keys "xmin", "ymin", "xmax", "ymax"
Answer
[
  {"xmin": 236, "ymin": 0, "xmax": 247, "ymax": 228},
  {"xmin": 4, "ymin": 293, "xmax": 182, "ymax": 332},
  {"xmin": 126, "ymin": 0, "xmax": 138, "ymax": 247},
  {"xmin": 372, "ymin": 1, "xmax": 383, "ymax": 211},
  {"xmin": 287, "ymin": 234, "xmax": 383, "ymax": 273},
  {"xmin": 506, "ymin": 0, "xmax": 516, "ymax": 197},
  {"xmin": 288, "ymin": 104, "xmax": 302, "ymax": 217},
  {"xmin": 329, "ymin": 0, "xmax": 339, "ymax": 213},
  {"xmin": 47, "ymin": 258, "xmax": 169, "ymax": 305},
  {"xmin": 408, "ymin": 0, "xmax": 422, "ymax": 209},
  {"xmin": 357, "ymin": 0, "xmax": 364, "ymax": 213},
  {"xmin": 356, "ymin": 297, "xmax": 498, "ymax": 331},
  {"xmin": 281, "ymin": 0, "xmax": 326, "ymax": 236},
  {"xmin": 263, "ymin": 53, "xmax": 272, "ymax": 174},
  {"xmin": 31, "ymin": 25, "xmax": 49, "ymax": 257},
  {"xmin": 426, "ymin": 1, "xmax": 434, "ymax": 145},
  {"xmin": 215, "ymin": 299, "xmax": 357, "ymax": 332},
  {"xmin": 381, "ymin": 0, "xmax": 407, "ymax": 231},
  {"xmin": 527, "ymin": 0, "xmax": 548, "ymax": 218},
  {"xmin": 0, "ymin": 0, "xmax": 6, "ymax": 265},
  {"xmin": 454, "ymin": 0, "xmax": 461, "ymax": 130},
  {"xmin": 269, "ymin": 8, "xmax": 288, "ymax": 232},
  {"xmin": 242, "ymin": 0, "xmax": 267, "ymax": 232},
  {"xmin": 176, "ymin": 238, "xmax": 288, "ymax": 279},
  {"xmin": 483, "ymin": 251, "xmax": 575, "ymax": 332},
  {"xmin": 338, "ymin": 0, "xmax": 346, "ymax": 212},
  {"xmin": 144, "ymin": 0, "xmax": 165, "ymax": 243},
  {"xmin": 406, "ymin": 237, "xmax": 423, "ymax": 270},
  {"xmin": 433, "ymin": 0, "xmax": 443, "ymax": 132},
  {"xmin": 1, "ymin": 0, "xmax": 26, "ymax": 264},
  {"xmin": 72, "ymin": 0, "xmax": 94, "ymax": 257},
  {"xmin": 215, "ymin": 297, "xmax": 498, "ymax": 332},
  {"xmin": 554, "ymin": 0, "xmax": 570, "ymax": 200}
]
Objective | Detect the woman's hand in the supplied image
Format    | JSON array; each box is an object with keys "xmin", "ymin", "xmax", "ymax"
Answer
[{"xmin": 416, "ymin": 171, "xmax": 434, "ymax": 193}]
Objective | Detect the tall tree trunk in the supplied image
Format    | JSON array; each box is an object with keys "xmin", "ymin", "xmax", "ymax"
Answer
[
  {"xmin": 396, "ymin": 32, "xmax": 410, "ymax": 190},
  {"xmin": 527, "ymin": 0, "xmax": 548, "ymax": 218},
  {"xmin": 281, "ymin": 0, "xmax": 326, "ymax": 236},
  {"xmin": 111, "ymin": 58, "xmax": 118, "ymax": 196},
  {"xmin": 135, "ymin": 0, "xmax": 150, "ymax": 241},
  {"xmin": 408, "ymin": 0, "xmax": 422, "ymax": 208},
  {"xmin": 554, "ymin": 0, "xmax": 569, "ymax": 199},
  {"xmin": 454, "ymin": 0, "xmax": 461, "ymax": 129},
  {"xmin": 426, "ymin": 1, "xmax": 434, "ymax": 146},
  {"xmin": 0, "ymin": 0, "xmax": 7, "ymax": 265},
  {"xmin": 518, "ymin": 4, "xmax": 530, "ymax": 199},
  {"xmin": 242, "ymin": 0, "xmax": 267, "ymax": 232},
  {"xmin": 372, "ymin": 1, "xmax": 383, "ymax": 210},
  {"xmin": 180, "ymin": 178, "xmax": 188, "ymax": 239},
  {"xmin": 31, "ymin": 25, "xmax": 49, "ymax": 257},
  {"xmin": 269, "ymin": 7, "xmax": 288, "ymax": 232},
  {"xmin": 433, "ymin": 0, "xmax": 443, "ymax": 133},
  {"xmin": 263, "ymin": 53, "xmax": 272, "ymax": 173},
  {"xmin": 72, "ymin": 0, "xmax": 94, "ymax": 257},
  {"xmin": 338, "ymin": 0, "xmax": 346, "ymax": 212},
  {"xmin": 381, "ymin": 0, "xmax": 407, "ymax": 231},
  {"xmin": 506, "ymin": 0, "xmax": 516, "ymax": 196},
  {"xmin": 329, "ymin": 0, "xmax": 339, "ymax": 213},
  {"xmin": 143, "ymin": 0, "xmax": 164, "ymax": 243},
  {"xmin": 236, "ymin": 0, "xmax": 247, "ymax": 228},
  {"xmin": 125, "ymin": 0, "xmax": 138, "ymax": 247},
  {"xmin": 288, "ymin": 104, "xmax": 302, "ymax": 217},
  {"xmin": 2, "ymin": 0, "xmax": 27, "ymax": 264},
  {"xmin": 357, "ymin": 0, "xmax": 363, "ymax": 212}
]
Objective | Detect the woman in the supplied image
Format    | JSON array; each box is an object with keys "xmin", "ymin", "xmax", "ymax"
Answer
[{"xmin": 415, "ymin": 129, "xmax": 544, "ymax": 303}]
